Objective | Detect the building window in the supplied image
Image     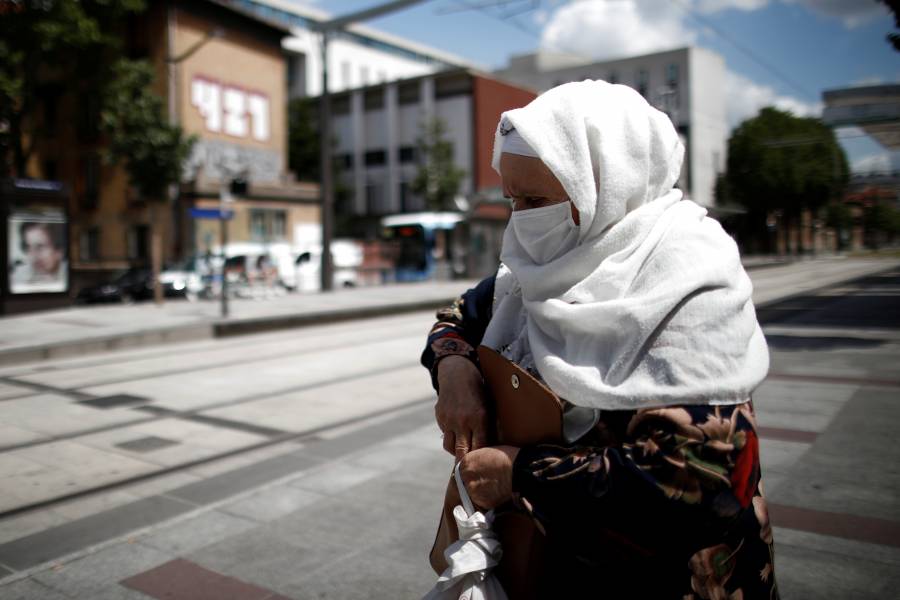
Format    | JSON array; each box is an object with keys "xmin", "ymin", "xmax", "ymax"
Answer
[
  {"xmin": 360, "ymin": 66, "xmax": 370, "ymax": 85},
  {"xmin": 398, "ymin": 82, "xmax": 420, "ymax": 104},
  {"xmin": 364, "ymin": 88, "xmax": 384, "ymax": 110},
  {"xmin": 435, "ymin": 73, "xmax": 472, "ymax": 99},
  {"xmin": 365, "ymin": 150, "xmax": 387, "ymax": 167},
  {"xmin": 272, "ymin": 211, "xmax": 286, "ymax": 240},
  {"xmin": 250, "ymin": 210, "xmax": 267, "ymax": 242},
  {"xmin": 666, "ymin": 64, "xmax": 679, "ymax": 87},
  {"xmin": 398, "ymin": 146, "xmax": 416, "ymax": 163},
  {"xmin": 332, "ymin": 95, "xmax": 351, "ymax": 115},
  {"xmin": 636, "ymin": 69, "xmax": 648, "ymax": 97},
  {"xmin": 80, "ymin": 227, "xmax": 100, "ymax": 262},
  {"xmin": 127, "ymin": 225, "xmax": 150, "ymax": 261},
  {"xmin": 249, "ymin": 209, "xmax": 288, "ymax": 242},
  {"xmin": 81, "ymin": 153, "xmax": 100, "ymax": 210}
]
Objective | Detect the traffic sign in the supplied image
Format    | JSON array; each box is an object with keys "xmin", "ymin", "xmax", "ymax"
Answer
[{"xmin": 189, "ymin": 208, "xmax": 233, "ymax": 220}]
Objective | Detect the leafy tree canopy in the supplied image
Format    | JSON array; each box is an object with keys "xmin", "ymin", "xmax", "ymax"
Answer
[
  {"xmin": 288, "ymin": 97, "xmax": 320, "ymax": 182},
  {"xmin": 101, "ymin": 59, "xmax": 195, "ymax": 200},
  {"xmin": 0, "ymin": 0, "xmax": 146, "ymax": 177},
  {"xmin": 724, "ymin": 107, "xmax": 849, "ymax": 215},
  {"xmin": 411, "ymin": 117, "xmax": 466, "ymax": 212}
]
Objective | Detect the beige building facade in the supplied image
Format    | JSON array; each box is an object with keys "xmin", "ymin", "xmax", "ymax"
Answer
[{"xmin": 26, "ymin": 0, "xmax": 318, "ymax": 294}]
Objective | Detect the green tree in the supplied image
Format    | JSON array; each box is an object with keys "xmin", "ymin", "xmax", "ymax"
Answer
[
  {"xmin": 724, "ymin": 107, "xmax": 849, "ymax": 252},
  {"xmin": 864, "ymin": 203, "xmax": 900, "ymax": 247},
  {"xmin": 411, "ymin": 117, "xmax": 466, "ymax": 212},
  {"xmin": 0, "ymin": 0, "xmax": 145, "ymax": 177},
  {"xmin": 99, "ymin": 58, "xmax": 195, "ymax": 303},
  {"xmin": 825, "ymin": 201, "xmax": 854, "ymax": 249},
  {"xmin": 880, "ymin": 0, "xmax": 900, "ymax": 51},
  {"xmin": 100, "ymin": 59, "xmax": 195, "ymax": 200},
  {"xmin": 288, "ymin": 97, "xmax": 358, "ymax": 233},
  {"xmin": 288, "ymin": 97, "xmax": 320, "ymax": 181}
]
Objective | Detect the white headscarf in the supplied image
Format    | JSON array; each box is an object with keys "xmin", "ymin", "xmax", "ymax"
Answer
[{"xmin": 482, "ymin": 80, "xmax": 769, "ymax": 410}]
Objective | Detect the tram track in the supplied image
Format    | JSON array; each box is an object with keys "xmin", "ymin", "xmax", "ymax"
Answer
[
  {"xmin": 0, "ymin": 394, "xmax": 435, "ymax": 521},
  {"xmin": 0, "ymin": 359, "xmax": 423, "ymax": 454},
  {"xmin": 0, "ymin": 317, "xmax": 431, "ymax": 398}
]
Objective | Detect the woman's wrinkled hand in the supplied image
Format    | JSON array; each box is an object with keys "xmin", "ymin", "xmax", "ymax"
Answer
[
  {"xmin": 459, "ymin": 445, "xmax": 520, "ymax": 511},
  {"xmin": 435, "ymin": 355, "xmax": 490, "ymax": 461}
]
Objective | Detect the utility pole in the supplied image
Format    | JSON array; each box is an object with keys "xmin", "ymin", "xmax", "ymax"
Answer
[
  {"xmin": 314, "ymin": 0, "xmax": 430, "ymax": 291},
  {"xmin": 219, "ymin": 182, "xmax": 233, "ymax": 319}
]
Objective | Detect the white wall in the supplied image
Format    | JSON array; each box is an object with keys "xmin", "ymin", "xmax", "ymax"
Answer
[
  {"xmin": 688, "ymin": 47, "xmax": 727, "ymax": 207},
  {"xmin": 334, "ymin": 75, "xmax": 475, "ymax": 216}
]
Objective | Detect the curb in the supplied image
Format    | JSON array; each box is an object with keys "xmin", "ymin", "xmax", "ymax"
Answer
[
  {"xmin": 0, "ymin": 323, "xmax": 214, "ymax": 367},
  {"xmin": 213, "ymin": 298, "xmax": 451, "ymax": 337},
  {"xmin": 1, "ymin": 259, "xmax": 892, "ymax": 367},
  {"xmin": 0, "ymin": 298, "xmax": 454, "ymax": 367}
]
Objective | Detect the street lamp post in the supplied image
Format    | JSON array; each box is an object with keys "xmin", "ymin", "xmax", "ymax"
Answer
[
  {"xmin": 319, "ymin": 31, "xmax": 334, "ymax": 292},
  {"xmin": 314, "ymin": 0, "xmax": 430, "ymax": 291}
]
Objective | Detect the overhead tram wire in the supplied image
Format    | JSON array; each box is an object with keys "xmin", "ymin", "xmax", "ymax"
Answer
[{"xmin": 670, "ymin": 0, "xmax": 816, "ymax": 102}]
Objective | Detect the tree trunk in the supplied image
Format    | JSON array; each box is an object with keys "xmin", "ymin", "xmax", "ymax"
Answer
[{"xmin": 151, "ymin": 202, "xmax": 164, "ymax": 306}]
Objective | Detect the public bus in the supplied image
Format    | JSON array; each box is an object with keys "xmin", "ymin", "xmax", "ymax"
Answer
[{"xmin": 380, "ymin": 212, "xmax": 465, "ymax": 282}]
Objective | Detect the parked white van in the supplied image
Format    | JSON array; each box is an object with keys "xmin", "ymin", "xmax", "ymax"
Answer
[{"xmin": 282, "ymin": 239, "xmax": 363, "ymax": 292}]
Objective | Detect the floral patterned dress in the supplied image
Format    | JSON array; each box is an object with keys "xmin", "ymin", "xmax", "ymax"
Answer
[{"xmin": 421, "ymin": 275, "xmax": 779, "ymax": 599}]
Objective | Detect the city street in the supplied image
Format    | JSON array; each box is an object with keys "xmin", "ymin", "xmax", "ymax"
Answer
[{"xmin": 0, "ymin": 258, "xmax": 898, "ymax": 599}]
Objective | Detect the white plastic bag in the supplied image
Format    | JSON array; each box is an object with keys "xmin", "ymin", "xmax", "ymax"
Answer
[{"xmin": 423, "ymin": 463, "xmax": 508, "ymax": 600}]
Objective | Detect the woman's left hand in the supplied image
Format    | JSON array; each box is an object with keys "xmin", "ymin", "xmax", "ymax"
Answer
[{"xmin": 459, "ymin": 445, "xmax": 520, "ymax": 510}]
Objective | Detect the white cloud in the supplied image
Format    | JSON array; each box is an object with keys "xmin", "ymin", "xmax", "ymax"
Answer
[
  {"xmin": 725, "ymin": 70, "xmax": 823, "ymax": 128},
  {"xmin": 540, "ymin": 0, "xmax": 697, "ymax": 60},
  {"xmin": 695, "ymin": 0, "xmax": 770, "ymax": 13},
  {"xmin": 787, "ymin": 0, "xmax": 890, "ymax": 28},
  {"xmin": 852, "ymin": 152, "xmax": 892, "ymax": 173},
  {"xmin": 852, "ymin": 75, "xmax": 886, "ymax": 86},
  {"xmin": 533, "ymin": 9, "xmax": 550, "ymax": 26}
]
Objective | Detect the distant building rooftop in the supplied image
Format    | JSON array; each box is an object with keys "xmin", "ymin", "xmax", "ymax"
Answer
[
  {"xmin": 822, "ymin": 84, "xmax": 900, "ymax": 150},
  {"xmin": 224, "ymin": 0, "xmax": 480, "ymax": 70}
]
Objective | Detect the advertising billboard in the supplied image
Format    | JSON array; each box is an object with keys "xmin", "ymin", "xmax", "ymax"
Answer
[{"xmin": 7, "ymin": 209, "xmax": 68, "ymax": 294}]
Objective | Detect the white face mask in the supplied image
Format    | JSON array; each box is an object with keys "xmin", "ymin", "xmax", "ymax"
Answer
[{"xmin": 510, "ymin": 201, "xmax": 579, "ymax": 265}]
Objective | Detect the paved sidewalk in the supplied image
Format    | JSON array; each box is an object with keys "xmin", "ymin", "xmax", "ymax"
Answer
[
  {"xmin": 1, "ymin": 257, "xmax": 896, "ymax": 367},
  {"xmin": 0, "ymin": 280, "xmax": 475, "ymax": 365},
  {"xmin": 0, "ymin": 257, "xmax": 898, "ymax": 600}
]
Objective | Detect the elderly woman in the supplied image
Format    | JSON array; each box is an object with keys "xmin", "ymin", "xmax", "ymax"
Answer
[{"xmin": 421, "ymin": 81, "xmax": 778, "ymax": 599}]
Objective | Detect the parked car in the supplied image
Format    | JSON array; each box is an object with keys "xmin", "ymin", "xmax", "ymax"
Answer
[
  {"xmin": 159, "ymin": 259, "xmax": 205, "ymax": 301},
  {"xmin": 284, "ymin": 241, "xmax": 363, "ymax": 292},
  {"xmin": 75, "ymin": 265, "xmax": 198, "ymax": 304}
]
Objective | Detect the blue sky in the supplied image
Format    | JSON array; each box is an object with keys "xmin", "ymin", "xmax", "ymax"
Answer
[{"xmin": 297, "ymin": 0, "xmax": 899, "ymax": 173}]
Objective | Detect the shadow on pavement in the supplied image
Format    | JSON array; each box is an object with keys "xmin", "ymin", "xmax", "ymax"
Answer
[
  {"xmin": 764, "ymin": 335, "xmax": 885, "ymax": 352},
  {"xmin": 757, "ymin": 269, "xmax": 900, "ymax": 330}
]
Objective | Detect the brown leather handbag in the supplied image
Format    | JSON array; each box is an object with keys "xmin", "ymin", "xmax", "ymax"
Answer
[{"xmin": 429, "ymin": 345, "xmax": 563, "ymax": 599}]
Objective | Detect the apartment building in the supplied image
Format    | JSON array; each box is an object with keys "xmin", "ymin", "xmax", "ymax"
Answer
[{"xmin": 495, "ymin": 47, "xmax": 728, "ymax": 208}]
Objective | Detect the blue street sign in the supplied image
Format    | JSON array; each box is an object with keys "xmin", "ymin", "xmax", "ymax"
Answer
[{"xmin": 189, "ymin": 208, "xmax": 233, "ymax": 220}]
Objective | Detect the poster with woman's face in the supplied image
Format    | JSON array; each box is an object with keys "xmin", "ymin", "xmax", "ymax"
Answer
[{"xmin": 8, "ymin": 211, "xmax": 68, "ymax": 294}]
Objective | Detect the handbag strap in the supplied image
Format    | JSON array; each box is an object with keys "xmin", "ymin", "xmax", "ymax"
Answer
[{"xmin": 453, "ymin": 461, "xmax": 477, "ymax": 517}]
